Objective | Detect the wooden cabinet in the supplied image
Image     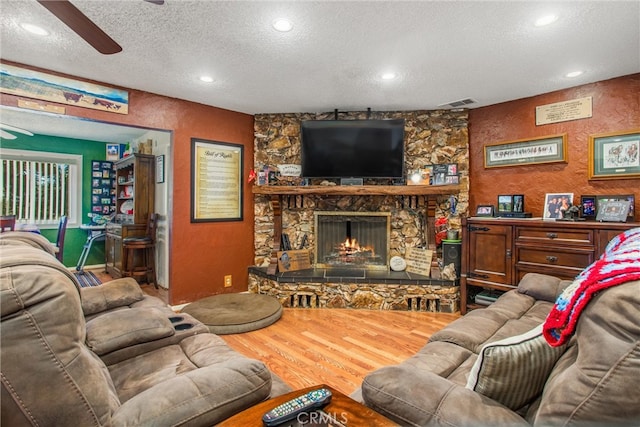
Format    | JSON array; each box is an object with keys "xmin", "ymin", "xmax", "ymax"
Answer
[
  {"xmin": 460, "ymin": 217, "xmax": 639, "ymax": 314},
  {"xmin": 105, "ymin": 154, "xmax": 155, "ymax": 279},
  {"xmin": 114, "ymin": 154, "xmax": 155, "ymax": 225}
]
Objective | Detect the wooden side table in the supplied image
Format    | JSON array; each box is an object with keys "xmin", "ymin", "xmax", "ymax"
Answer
[{"xmin": 218, "ymin": 384, "xmax": 398, "ymax": 426}]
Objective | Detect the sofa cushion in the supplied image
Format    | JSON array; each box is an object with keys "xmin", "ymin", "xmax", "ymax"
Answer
[
  {"xmin": 466, "ymin": 324, "xmax": 567, "ymax": 410},
  {"xmin": 86, "ymin": 307, "xmax": 175, "ymax": 355}
]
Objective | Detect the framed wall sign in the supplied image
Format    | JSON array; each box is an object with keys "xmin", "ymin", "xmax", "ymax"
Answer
[
  {"xmin": 588, "ymin": 129, "xmax": 640, "ymax": 180},
  {"xmin": 484, "ymin": 134, "xmax": 567, "ymax": 168},
  {"xmin": 191, "ymin": 138, "xmax": 243, "ymax": 222}
]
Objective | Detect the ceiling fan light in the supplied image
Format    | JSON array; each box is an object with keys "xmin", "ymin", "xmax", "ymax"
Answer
[
  {"xmin": 20, "ymin": 23, "xmax": 49, "ymax": 36},
  {"xmin": 381, "ymin": 72, "xmax": 397, "ymax": 80},
  {"xmin": 199, "ymin": 76, "xmax": 214, "ymax": 83}
]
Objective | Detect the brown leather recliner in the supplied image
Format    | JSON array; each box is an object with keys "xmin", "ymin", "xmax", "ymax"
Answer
[{"xmin": 1, "ymin": 246, "xmax": 288, "ymax": 426}]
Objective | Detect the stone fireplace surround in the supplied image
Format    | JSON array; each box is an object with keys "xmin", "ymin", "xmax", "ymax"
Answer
[{"xmin": 250, "ymin": 110, "xmax": 469, "ymax": 313}]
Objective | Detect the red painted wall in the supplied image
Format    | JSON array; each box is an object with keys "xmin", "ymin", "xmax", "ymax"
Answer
[
  {"xmin": 1, "ymin": 61, "xmax": 255, "ymax": 304},
  {"xmin": 468, "ymin": 74, "xmax": 639, "ymax": 217}
]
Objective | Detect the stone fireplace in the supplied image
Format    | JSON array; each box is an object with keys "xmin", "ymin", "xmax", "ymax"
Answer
[{"xmin": 314, "ymin": 211, "xmax": 390, "ymax": 269}]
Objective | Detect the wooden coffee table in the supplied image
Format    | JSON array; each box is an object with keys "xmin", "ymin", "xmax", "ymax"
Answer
[{"xmin": 218, "ymin": 384, "xmax": 398, "ymax": 426}]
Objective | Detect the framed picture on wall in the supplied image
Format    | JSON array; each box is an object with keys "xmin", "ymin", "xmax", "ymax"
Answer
[{"xmin": 588, "ymin": 129, "xmax": 640, "ymax": 180}]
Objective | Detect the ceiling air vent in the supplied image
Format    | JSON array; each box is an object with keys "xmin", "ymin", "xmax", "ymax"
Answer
[{"xmin": 439, "ymin": 98, "xmax": 477, "ymax": 108}]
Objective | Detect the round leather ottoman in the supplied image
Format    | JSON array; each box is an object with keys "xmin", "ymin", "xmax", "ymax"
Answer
[{"xmin": 181, "ymin": 293, "xmax": 282, "ymax": 334}]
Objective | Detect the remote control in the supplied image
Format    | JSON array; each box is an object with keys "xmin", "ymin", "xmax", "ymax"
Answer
[{"xmin": 262, "ymin": 388, "xmax": 332, "ymax": 426}]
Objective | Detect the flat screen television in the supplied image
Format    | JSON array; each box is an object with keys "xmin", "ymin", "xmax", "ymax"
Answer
[{"xmin": 300, "ymin": 119, "xmax": 405, "ymax": 179}]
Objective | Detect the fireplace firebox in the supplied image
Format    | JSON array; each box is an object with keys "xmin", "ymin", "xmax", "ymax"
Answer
[{"xmin": 314, "ymin": 212, "xmax": 390, "ymax": 269}]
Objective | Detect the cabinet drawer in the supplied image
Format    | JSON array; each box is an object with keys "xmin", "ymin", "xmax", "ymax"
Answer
[
  {"xmin": 517, "ymin": 246, "xmax": 594, "ymax": 269},
  {"xmin": 515, "ymin": 227, "xmax": 593, "ymax": 246}
]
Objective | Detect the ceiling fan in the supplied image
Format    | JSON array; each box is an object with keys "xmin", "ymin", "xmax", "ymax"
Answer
[
  {"xmin": 0, "ymin": 123, "xmax": 34, "ymax": 140},
  {"xmin": 36, "ymin": 0, "xmax": 164, "ymax": 55}
]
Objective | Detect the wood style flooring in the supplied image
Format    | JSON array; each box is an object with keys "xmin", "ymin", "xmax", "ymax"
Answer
[
  {"xmin": 91, "ymin": 269, "xmax": 459, "ymax": 396},
  {"xmin": 222, "ymin": 308, "xmax": 459, "ymax": 396}
]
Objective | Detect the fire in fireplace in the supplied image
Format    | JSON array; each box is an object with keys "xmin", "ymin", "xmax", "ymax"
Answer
[{"xmin": 314, "ymin": 212, "xmax": 390, "ymax": 269}]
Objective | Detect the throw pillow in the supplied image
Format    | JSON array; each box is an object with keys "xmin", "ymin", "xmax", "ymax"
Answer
[{"xmin": 465, "ymin": 324, "xmax": 567, "ymax": 410}]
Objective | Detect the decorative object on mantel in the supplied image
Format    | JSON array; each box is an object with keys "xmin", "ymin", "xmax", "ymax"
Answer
[
  {"xmin": 596, "ymin": 200, "xmax": 631, "ymax": 223},
  {"xmin": 405, "ymin": 247, "xmax": 433, "ymax": 276},
  {"xmin": 596, "ymin": 195, "xmax": 635, "ymax": 221},
  {"xmin": 389, "ymin": 255, "xmax": 407, "ymax": 272}
]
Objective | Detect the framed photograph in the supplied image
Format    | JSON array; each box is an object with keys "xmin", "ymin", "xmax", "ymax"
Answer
[
  {"xmin": 543, "ymin": 193, "xmax": 574, "ymax": 220},
  {"xmin": 596, "ymin": 200, "xmax": 631, "ymax": 222},
  {"xmin": 588, "ymin": 129, "xmax": 640, "ymax": 180},
  {"xmin": 191, "ymin": 138, "xmax": 244, "ymax": 222},
  {"xmin": 476, "ymin": 205, "xmax": 495, "ymax": 217},
  {"xmin": 512, "ymin": 195, "xmax": 524, "ymax": 213},
  {"xmin": 596, "ymin": 195, "xmax": 635, "ymax": 221},
  {"xmin": 156, "ymin": 155, "xmax": 165, "ymax": 184},
  {"xmin": 106, "ymin": 143, "xmax": 120, "ymax": 161},
  {"xmin": 580, "ymin": 195, "xmax": 597, "ymax": 219},
  {"xmin": 497, "ymin": 195, "xmax": 513, "ymax": 213},
  {"xmin": 484, "ymin": 134, "xmax": 567, "ymax": 168}
]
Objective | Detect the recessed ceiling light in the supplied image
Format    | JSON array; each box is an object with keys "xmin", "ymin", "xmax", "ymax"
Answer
[
  {"xmin": 534, "ymin": 14, "xmax": 558, "ymax": 27},
  {"xmin": 272, "ymin": 19, "xmax": 293, "ymax": 32},
  {"xmin": 199, "ymin": 76, "xmax": 214, "ymax": 83},
  {"xmin": 381, "ymin": 72, "xmax": 397, "ymax": 80},
  {"xmin": 566, "ymin": 71, "xmax": 584, "ymax": 78},
  {"xmin": 20, "ymin": 23, "xmax": 49, "ymax": 36}
]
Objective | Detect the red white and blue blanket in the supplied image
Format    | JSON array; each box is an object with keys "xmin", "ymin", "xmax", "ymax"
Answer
[{"xmin": 543, "ymin": 227, "xmax": 640, "ymax": 347}]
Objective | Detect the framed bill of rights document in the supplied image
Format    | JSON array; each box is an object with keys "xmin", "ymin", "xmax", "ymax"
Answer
[{"xmin": 191, "ymin": 138, "xmax": 243, "ymax": 222}]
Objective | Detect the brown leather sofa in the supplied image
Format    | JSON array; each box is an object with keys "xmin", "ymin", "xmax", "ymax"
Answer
[
  {"xmin": 1, "ymin": 244, "xmax": 290, "ymax": 426},
  {"xmin": 357, "ymin": 269, "xmax": 640, "ymax": 426}
]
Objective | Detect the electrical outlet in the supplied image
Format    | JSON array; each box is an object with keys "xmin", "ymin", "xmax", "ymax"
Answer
[{"xmin": 224, "ymin": 275, "xmax": 232, "ymax": 287}]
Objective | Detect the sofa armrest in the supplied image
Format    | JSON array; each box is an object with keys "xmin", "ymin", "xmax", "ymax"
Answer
[
  {"xmin": 517, "ymin": 273, "xmax": 570, "ymax": 302},
  {"xmin": 112, "ymin": 359, "xmax": 272, "ymax": 426},
  {"xmin": 80, "ymin": 278, "xmax": 145, "ymax": 316},
  {"xmin": 85, "ymin": 307, "xmax": 175, "ymax": 355},
  {"xmin": 362, "ymin": 367, "xmax": 529, "ymax": 427}
]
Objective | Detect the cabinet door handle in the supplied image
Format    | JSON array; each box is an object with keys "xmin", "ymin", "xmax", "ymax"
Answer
[
  {"xmin": 546, "ymin": 256, "xmax": 558, "ymax": 263},
  {"xmin": 506, "ymin": 249, "xmax": 512, "ymax": 258},
  {"xmin": 546, "ymin": 232, "xmax": 558, "ymax": 239}
]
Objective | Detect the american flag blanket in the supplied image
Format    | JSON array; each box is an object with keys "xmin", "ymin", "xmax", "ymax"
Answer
[{"xmin": 543, "ymin": 227, "xmax": 640, "ymax": 347}]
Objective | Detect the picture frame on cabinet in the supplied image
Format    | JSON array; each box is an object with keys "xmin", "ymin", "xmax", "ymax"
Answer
[
  {"xmin": 512, "ymin": 195, "xmax": 524, "ymax": 213},
  {"xmin": 543, "ymin": 193, "xmax": 573, "ymax": 220},
  {"xmin": 580, "ymin": 195, "xmax": 597, "ymax": 220},
  {"xmin": 497, "ymin": 195, "xmax": 513, "ymax": 213},
  {"xmin": 484, "ymin": 134, "xmax": 567, "ymax": 168},
  {"xmin": 596, "ymin": 194, "xmax": 635, "ymax": 221},
  {"xmin": 588, "ymin": 129, "xmax": 640, "ymax": 180},
  {"xmin": 595, "ymin": 200, "xmax": 631, "ymax": 223},
  {"xmin": 476, "ymin": 205, "xmax": 495, "ymax": 217}
]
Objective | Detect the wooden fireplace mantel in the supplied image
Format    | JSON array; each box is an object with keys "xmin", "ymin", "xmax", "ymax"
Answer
[
  {"xmin": 252, "ymin": 184, "xmax": 460, "ymax": 196},
  {"xmin": 255, "ymin": 184, "xmax": 462, "ymax": 274}
]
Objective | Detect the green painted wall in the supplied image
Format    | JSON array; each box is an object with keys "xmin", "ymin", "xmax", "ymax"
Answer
[{"xmin": 1, "ymin": 133, "xmax": 122, "ymax": 268}]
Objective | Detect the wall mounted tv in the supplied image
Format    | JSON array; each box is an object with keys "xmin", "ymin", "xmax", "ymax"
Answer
[{"xmin": 300, "ymin": 119, "xmax": 405, "ymax": 179}]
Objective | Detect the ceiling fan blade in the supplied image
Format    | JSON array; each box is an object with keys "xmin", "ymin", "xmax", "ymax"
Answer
[
  {"xmin": 144, "ymin": 0, "xmax": 165, "ymax": 4},
  {"xmin": 0, "ymin": 123, "xmax": 34, "ymax": 136},
  {"xmin": 36, "ymin": 0, "xmax": 122, "ymax": 55},
  {"xmin": 0, "ymin": 130, "xmax": 18, "ymax": 140}
]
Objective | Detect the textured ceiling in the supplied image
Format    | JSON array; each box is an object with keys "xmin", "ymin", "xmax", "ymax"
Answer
[{"xmin": 0, "ymin": 0, "xmax": 639, "ymax": 118}]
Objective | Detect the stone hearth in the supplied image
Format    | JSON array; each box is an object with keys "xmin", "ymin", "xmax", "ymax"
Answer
[{"xmin": 248, "ymin": 267, "xmax": 459, "ymax": 313}]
